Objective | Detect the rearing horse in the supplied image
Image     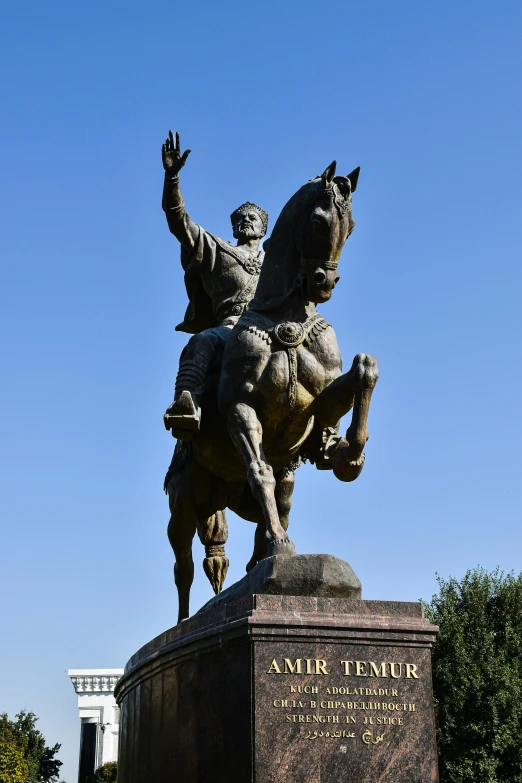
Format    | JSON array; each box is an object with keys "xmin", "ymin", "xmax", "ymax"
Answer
[{"xmin": 165, "ymin": 161, "xmax": 379, "ymax": 622}]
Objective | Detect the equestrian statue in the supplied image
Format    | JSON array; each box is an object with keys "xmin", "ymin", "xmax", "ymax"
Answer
[{"xmin": 161, "ymin": 130, "xmax": 379, "ymax": 622}]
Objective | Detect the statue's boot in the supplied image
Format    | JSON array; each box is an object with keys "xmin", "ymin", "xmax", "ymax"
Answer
[
  {"xmin": 164, "ymin": 391, "xmax": 201, "ymax": 440},
  {"xmin": 164, "ymin": 330, "xmax": 226, "ymax": 440}
]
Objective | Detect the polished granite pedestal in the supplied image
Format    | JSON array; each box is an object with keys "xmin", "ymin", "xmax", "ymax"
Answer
[{"xmin": 115, "ymin": 557, "xmax": 439, "ymax": 782}]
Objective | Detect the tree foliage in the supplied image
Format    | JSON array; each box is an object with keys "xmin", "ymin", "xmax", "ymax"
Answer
[
  {"xmin": 0, "ymin": 728, "xmax": 28, "ymax": 783},
  {"xmin": 424, "ymin": 567, "xmax": 522, "ymax": 783},
  {"xmin": 36, "ymin": 744, "xmax": 62, "ymax": 783},
  {"xmin": 0, "ymin": 711, "xmax": 62, "ymax": 783},
  {"xmin": 85, "ymin": 761, "xmax": 118, "ymax": 783}
]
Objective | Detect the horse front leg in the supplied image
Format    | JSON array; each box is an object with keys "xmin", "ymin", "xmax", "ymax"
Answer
[
  {"xmin": 242, "ymin": 468, "xmax": 295, "ymax": 571},
  {"xmin": 227, "ymin": 402, "xmax": 296, "ymax": 558},
  {"xmin": 314, "ymin": 353, "xmax": 379, "ymax": 482}
]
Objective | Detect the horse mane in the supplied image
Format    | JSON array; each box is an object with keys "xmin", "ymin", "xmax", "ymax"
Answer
[{"xmin": 250, "ymin": 178, "xmax": 322, "ymax": 312}]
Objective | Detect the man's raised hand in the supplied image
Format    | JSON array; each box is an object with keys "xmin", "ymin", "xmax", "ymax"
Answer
[{"xmin": 162, "ymin": 130, "xmax": 191, "ymax": 176}]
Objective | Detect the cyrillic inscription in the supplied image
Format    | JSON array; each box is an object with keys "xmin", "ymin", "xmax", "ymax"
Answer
[{"xmin": 266, "ymin": 653, "xmax": 420, "ymax": 742}]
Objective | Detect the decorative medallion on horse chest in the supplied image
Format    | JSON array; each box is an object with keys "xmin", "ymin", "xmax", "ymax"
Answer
[
  {"xmin": 273, "ymin": 321, "xmax": 306, "ymax": 348},
  {"xmin": 273, "ymin": 322, "xmax": 306, "ymax": 416}
]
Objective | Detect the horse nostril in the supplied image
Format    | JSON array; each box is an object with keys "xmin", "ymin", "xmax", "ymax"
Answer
[{"xmin": 313, "ymin": 270, "xmax": 326, "ymax": 285}]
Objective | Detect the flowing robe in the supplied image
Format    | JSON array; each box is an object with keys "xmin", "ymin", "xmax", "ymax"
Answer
[{"xmin": 162, "ymin": 174, "xmax": 264, "ymax": 334}]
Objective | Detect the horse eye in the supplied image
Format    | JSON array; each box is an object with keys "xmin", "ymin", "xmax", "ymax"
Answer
[
  {"xmin": 312, "ymin": 213, "xmax": 329, "ymax": 230},
  {"xmin": 312, "ymin": 219, "xmax": 328, "ymax": 237}
]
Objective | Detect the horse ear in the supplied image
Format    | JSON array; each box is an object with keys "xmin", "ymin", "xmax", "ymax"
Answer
[
  {"xmin": 321, "ymin": 160, "xmax": 337, "ymax": 188},
  {"xmin": 346, "ymin": 166, "xmax": 360, "ymax": 193}
]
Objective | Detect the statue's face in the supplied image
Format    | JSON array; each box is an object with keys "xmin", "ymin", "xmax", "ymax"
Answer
[{"xmin": 233, "ymin": 210, "xmax": 265, "ymax": 243}]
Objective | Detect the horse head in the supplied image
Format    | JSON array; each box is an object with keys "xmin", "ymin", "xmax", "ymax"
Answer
[
  {"xmin": 251, "ymin": 161, "xmax": 360, "ymax": 312},
  {"xmin": 300, "ymin": 161, "xmax": 359, "ymax": 303}
]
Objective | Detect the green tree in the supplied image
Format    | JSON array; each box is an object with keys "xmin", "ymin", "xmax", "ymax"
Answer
[
  {"xmin": 424, "ymin": 567, "xmax": 522, "ymax": 783},
  {"xmin": 0, "ymin": 712, "xmax": 62, "ymax": 783},
  {"xmin": 0, "ymin": 728, "xmax": 29, "ymax": 783},
  {"xmin": 85, "ymin": 761, "xmax": 117, "ymax": 783},
  {"xmin": 36, "ymin": 744, "xmax": 62, "ymax": 783}
]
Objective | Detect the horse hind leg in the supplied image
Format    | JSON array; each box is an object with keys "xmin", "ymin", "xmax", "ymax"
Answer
[
  {"xmin": 168, "ymin": 507, "xmax": 197, "ymax": 624},
  {"xmin": 246, "ymin": 522, "xmax": 266, "ymax": 572},
  {"xmin": 198, "ymin": 510, "xmax": 229, "ymax": 595},
  {"xmin": 166, "ymin": 467, "xmax": 198, "ymax": 623}
]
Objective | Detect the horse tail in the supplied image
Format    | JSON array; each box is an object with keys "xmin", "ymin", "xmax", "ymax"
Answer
[{"xmin": 199, "ymin": 510, "xmax": 229, "ymax": 594}]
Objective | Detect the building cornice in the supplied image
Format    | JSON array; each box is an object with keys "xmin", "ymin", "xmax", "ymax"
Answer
[{"xmin": 67, "ymin": 669, "xmax": 124, "ymax": 694}]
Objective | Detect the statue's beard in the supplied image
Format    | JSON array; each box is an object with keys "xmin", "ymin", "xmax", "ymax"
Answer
[{"xmin": 237, "ymin": 224, "xmax": 257, "ymax": 240}]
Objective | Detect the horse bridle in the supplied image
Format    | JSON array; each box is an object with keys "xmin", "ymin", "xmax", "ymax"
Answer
[
  {"xmin": 302, "ymin": 258, "xmax": 339, "ymax": 271},
  {"xmin": 322, "ymin": 183, "xmax": 352, "ymax": 217}
]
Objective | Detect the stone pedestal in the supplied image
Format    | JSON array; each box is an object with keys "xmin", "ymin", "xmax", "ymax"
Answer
[{"xmin": 115, "ymin": 587, "xmax": 439, "ymax": 782}]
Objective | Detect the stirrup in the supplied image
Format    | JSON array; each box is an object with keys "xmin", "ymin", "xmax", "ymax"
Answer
[{"xmin": 163, "ymin": 391, "xmax": 201, "ymax": 439}]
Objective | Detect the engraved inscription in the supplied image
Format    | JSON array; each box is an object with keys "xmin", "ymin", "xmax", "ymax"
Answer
[{"xmin": 266, "ymin": 654, "xmax": 420, "ymax": 742}]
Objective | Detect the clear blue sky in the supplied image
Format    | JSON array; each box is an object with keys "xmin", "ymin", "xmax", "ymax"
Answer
[{"xmin": 1, "ymin": 1, "xmax": 521, "ymax": 780}]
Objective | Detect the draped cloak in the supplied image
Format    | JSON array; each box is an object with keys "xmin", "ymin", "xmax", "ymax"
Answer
[{"xmin": 176, "ymin": 226, "xmax": 264, "ymax": 334}]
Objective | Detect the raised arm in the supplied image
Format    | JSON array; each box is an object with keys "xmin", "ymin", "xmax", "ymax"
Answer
[{"xmin": 162, "ymin": 130, "xmax": 199, "ymax": 251}]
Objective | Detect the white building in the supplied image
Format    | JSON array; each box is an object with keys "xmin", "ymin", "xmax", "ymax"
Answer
[{"xmin": 68, "ymin": 668, "xmax": 123, "ymax": 783}]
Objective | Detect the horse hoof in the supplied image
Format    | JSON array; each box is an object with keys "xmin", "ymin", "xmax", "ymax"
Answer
[
  {"xmin": 333, "ymin": 446, "xmax": 365, "ymax": 482},
  {"xmin": 266, "ymin": 538, "xmax": 297, "ymax": 558}
]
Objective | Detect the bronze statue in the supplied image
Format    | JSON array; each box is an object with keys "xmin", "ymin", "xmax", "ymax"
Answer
[
  {"xmin": 162, "ymin": 131, "xmax": 379, "ymax": 622},
  {"xmin": 162, "ymin": 131, "xmax": 268, "ymax": 439}
]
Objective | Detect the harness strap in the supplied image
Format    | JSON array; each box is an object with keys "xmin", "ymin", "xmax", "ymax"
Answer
[{"xmin": 237, "ymin": 311, "xmax": 331, "ymax": 419}]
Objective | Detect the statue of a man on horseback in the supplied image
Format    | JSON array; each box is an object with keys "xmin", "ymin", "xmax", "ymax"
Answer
[
  {"xmin": 161, "ymin": 129, "xmax": 379, "ymax": 623},
  {"xmin": 161, "ymin": 131, "xmax": 268, "ymax": 439}
]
